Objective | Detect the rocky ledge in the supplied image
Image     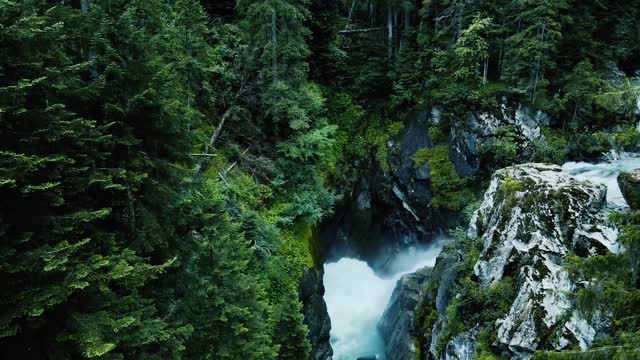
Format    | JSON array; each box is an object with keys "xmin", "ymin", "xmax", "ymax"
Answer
[
  {"xmin": 618, "ymin": 169, "xmax": 640, "ymax": 210},
  {"xmin": 300, "ymin": 266, "xmax": 333, "ymax": 360}
]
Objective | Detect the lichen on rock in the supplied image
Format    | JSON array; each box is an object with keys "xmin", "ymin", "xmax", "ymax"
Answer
[
  {"xmin": 618, "ymin": 169, "xmax": 640, "ymax": 210},
  {"xmin": 467, "ymin": 164, "xmax": 618, "ymax": 357}
]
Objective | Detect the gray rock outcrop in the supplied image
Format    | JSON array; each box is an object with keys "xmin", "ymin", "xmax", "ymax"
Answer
[
  {"xmin": 618, "ymin": 169, "xmax": 640, "ymax": 210},
  {"xmin": 461, "ymin": 164, "xmax": 617, "ymax": 358},
  {"xmin": 318, "ymin": 109, "xmax": 436, "ymax": 273},
  {"xmin": 378, "ymin": 266, "xmax": 432, "ymax": 360},
  {"xmin": 300, "ymin": 267, "xmax": 333, "ymax": 360},
  {"xmin": 400, "ymin": 164, "xmax": 622, "ymax": 360},
  {"xmin": 466, "ymin": 164, "xmax": 617, "ymax": 357}
]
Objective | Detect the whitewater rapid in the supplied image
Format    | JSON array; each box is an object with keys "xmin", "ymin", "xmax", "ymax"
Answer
[
  {"xmin": 323, "ymin": 238, "xmax": 448, "ymax": 360},
  {"xmin": 562, "ymin": 152, "xmax": 640, "ymax": 207}
]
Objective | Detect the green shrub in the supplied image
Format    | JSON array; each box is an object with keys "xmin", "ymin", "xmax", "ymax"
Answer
[
  {"xmin": 532, "ymin": 129, "xmax": 569, "ymax": 164},
  {"xmin": 480, "ymin": 128, "xmax": 519, "ymax": 168},
  {"xmin": 593, "ymin": 126, "xmax": 640, "ymax": 151}
]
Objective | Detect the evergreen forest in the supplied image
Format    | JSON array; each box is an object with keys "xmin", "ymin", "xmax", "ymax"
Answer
[{"xmin": 1, "ymin": 0, "xmax": 640, "ymax": 359}]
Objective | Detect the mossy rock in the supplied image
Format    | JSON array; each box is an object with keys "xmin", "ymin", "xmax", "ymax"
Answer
[{"xmin": 618, "ymin": 170, "xmax": 640, "ymax": 210}]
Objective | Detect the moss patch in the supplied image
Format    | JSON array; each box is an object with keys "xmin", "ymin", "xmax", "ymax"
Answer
[{"xmin": 412, "ymin": 145, "xmax": 474, "ymax": 211}]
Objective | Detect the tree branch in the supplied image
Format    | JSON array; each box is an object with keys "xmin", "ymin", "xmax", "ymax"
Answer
[{"xmin": 339, "ymin": 26, "xmax": 396, "ymax": 34}]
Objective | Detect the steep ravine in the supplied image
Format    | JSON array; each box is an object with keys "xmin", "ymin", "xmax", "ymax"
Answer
[
  {"xmin": 323, "ymin": 240, "xmax": 448, "ymax": 360},
  {"xmin": 305, "ymin": 103, "xmax": 564, "ymax": 360}
]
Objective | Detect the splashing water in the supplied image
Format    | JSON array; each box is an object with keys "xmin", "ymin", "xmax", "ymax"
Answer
[
  {"xmin": 562, "ymin": 152, "xmax": 640, "ymax": 207},
  {"xmin": 323, "ymin": 237, "xmax": 448, "ymax": 360}
]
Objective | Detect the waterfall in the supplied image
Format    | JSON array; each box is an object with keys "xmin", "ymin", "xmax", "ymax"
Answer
[
  {"xmin": 322, "ymin": 154, "xmax": 639, "ymax": 360},
  {"xmin": 323, "ymin": 238, "xmax": 448, "ymax": 360}
]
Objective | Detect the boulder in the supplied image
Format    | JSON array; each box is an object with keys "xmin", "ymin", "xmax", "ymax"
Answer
[
  {"xmin": 618, "ymin": 169, "xmax": 640, "ymax": 210},
  {"xmin": 444, "ymin": 327, "xmax": 479, "ymax": 360},
  {"xmin": 466, "ymin": 164, "xmax": 618, "ymax": 357},
  {"xmin": 415, "ymin": 163, "xmax": 431, "ymax": 180},
  {"xmin": 378, "ymin": 266, "xmax": 432, "ymax": 360}
]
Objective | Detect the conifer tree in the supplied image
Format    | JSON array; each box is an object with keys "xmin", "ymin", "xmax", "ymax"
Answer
[
  {"xmin": 503, "ymin": 0, "xmax": 568, "ymax": 104},
  {"xmin": 178, "ymin": 181, "xmax": 277, "ymax": 360},
  {"xmin": 272, "ymin": 291, "xmax": 311, "ymax": 360}
]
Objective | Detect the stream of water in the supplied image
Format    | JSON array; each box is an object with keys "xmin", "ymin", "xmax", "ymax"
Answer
[{"xmin": 562, "ymin": 152, "xmax": 640, "ymax": 207}]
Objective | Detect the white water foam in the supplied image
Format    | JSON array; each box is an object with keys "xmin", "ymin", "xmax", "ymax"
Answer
[
  {"xmin": 323, "ymin": 237, "xmax": 448, "ymax": 360},
  {"xmin": 562, "ymin": 152, "xmax": 640, "ymax": 207}
]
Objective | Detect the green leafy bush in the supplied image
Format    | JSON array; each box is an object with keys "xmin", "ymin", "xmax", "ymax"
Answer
[
  {"xmin": 532, "ymin": 129, "xmax": 569, "ymax": 164},
  {"xmin": 480, "ymin": 128, "xmax": 519, "ymax": 168}
]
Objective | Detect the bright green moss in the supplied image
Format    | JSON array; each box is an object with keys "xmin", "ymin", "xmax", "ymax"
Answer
[{"xmin": 412, "ymin": 145, "xmax": 474, "ymax": 212}]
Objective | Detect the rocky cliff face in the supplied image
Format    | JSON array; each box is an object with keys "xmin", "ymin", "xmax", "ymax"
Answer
[
  {"xmin": 392, "ymin": 163, "xmax": 623, "ymax": 360},
  {"xmin": 300, "ymin": 267, "xmax": 333, "ymax": 360},
  {"xmin": 319, "ymin": 104, "xmax": 551, "ymax": 273},
  {"xmin": 319, "ymin": 109, "xmax": 437, "ymax": 272},
  {"xmin": 466, "ymin": 164, "xmax": 617, "ymax": 357},
  {"xmin": 377, "ymin": 266, "xmax": 432, "ymax": 360},
  {"xmin": 450, "ymin": 104, "xmax": 550, "ymax": 178}
]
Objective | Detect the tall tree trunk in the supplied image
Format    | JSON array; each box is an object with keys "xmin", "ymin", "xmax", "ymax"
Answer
[
  {"xmin": 456, "ymin": 1, "xmax": 465, "ymax": 41},
  {"xmin": 531, "ymin": 21, "xmax": 546, "ymax": 104},
  {"xmin": 81, "ymin": 0, "xmax": 97, "ymax": 79},
  {"xmin": 81, "ymin": 0, "xmax": 89, "ymax": 13},
  {"xmin": 531, "ymin": 64, "xmax": 539, "ymax": 104},
  {"xmin": 405, "ymin": 9, "xmax": 410, "ymax": 31},
  {"xmin": 498, "ymin": 46, "xmax": 502, "ymax": 71},
  {"xmin": 271, "ymin": 10, "xmax": 277, "ymax": 81},
  {"xmin": 370, "ymin": 4, "xmax": 375, "ymax": 27},
  {"xmin": 393, "ymin": 10, "xmax": 398, "ymax": 56},
  {"xmin": 498, "ymin": 18, "xmax": 505, "ymax": 79},
  {"xmin": 388, "ymin": 6, "xmax": 393, "ymax": 59},
  {"xmin": 400, "ymin": 10, "xmax": 410, "ymax": 51},
  {"xmin": 482, "ymin": 58, "xmax": 488, "ymax": 86}
]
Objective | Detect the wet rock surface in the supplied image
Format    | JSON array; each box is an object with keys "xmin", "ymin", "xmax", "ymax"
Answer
[
  {"xmin": 618, "ymin": 169, "xmax": 640, "ymax": 210},
  {"xmin": 467, "ymin": 164, "xmax": 617, "ymax": 357},
  {"xmin": 300, "ymin": 267, "xmax": 333, "ymax": 360},
  {"xmin": 388, "ymin": 163, "xmax": 622, "ymax": 360},
  {"xmin": 444, "ymin": 327, "xmax": 479, "ymax": 360},
  {"xmin": 378, "ymin": 266, "xmax": 432, "ymax": 360},
  {"xmin": 318, "ymin": 109, "xmax": 436, "ymax": 272},
  {"xmin": 450, "ymin": 104, "xmax": 550, "ymax": 178}
]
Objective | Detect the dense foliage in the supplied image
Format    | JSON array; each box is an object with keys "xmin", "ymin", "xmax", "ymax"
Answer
[
  {"xmin": 0, "ymin": 0, "xmax": 331, "ymax": 357},
  {"xmin": 1, "ymin": 0, "xmax": 640, "ymax": 358}
]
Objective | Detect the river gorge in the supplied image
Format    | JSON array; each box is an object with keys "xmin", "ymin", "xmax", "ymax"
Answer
[{"xmin": 320, "ymin": 153, "xmax": 640, "ymax": 360}]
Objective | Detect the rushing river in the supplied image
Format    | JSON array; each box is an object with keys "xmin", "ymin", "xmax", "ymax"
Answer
[
  {"xmin": 323, "ymin": 153, "xmax": 640, "ymax": 360},
  {"xmin": 323, "ymin": 238, "xmax": 448, "ymax": 360},
  {"xmin": 562, "ymin": 152, "xmax": 640, "ymax": 207}
]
